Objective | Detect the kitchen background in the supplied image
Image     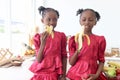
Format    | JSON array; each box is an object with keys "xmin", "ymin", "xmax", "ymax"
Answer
[
  {"xmin": 0, "ymin": 0, "xmax": 120, "ymax": 56},
  {"xmin": 0, "ymin": 0, "xmax": 120, "ymax": 80}
]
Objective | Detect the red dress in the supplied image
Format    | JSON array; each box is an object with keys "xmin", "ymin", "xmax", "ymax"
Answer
[
  {"xmin": 29, "ymin": 31, "xmax": 67, "ymax": 80},
  {"xmin": 67, "ymin": 34, "xmax": 107, "ymax": 80}
]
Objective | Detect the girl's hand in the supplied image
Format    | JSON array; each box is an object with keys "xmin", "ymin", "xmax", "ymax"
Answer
[
  {"xmin": 59, "ymin": 77, "xmax": 66, "ymax": 80},
  {"xmin": 40, "ymin": 31, "xmax": 49, "ymax": 46},
  {"xmin": 60, "ymin": 77, "xmax": 66, "ymax": 80},
  {"xmin": 59, "ymin": 75, "xmax": 66, "ymax": 80},
  {"xmin": 86, "ymin": 74, "xmax": 98, "ymax": 80}
]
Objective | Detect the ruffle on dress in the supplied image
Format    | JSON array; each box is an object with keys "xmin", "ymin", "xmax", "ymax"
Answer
[
  {"xmin": 29, "ymin": 55, "xmax": 63, "ymax": 74},
  {"xmin": 30, "ymin": 71, "xmax": 58, "ymax": 80}
]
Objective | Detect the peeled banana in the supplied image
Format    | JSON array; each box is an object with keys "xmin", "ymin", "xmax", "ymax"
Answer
[
  {"xmin": 45, "ymin": 25, "xmax": 54, "ymax": 38},
  {"xmin": 74, "ymin": 26, "xmax": 90, "ymax": 50}
]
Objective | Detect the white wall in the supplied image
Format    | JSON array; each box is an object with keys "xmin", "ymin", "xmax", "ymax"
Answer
[{"xmin": 36, "ymin": 0, "xmax": 120, "ymax": 49}]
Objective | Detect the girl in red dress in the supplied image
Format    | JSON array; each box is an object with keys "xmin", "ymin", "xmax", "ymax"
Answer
[
  {"xmin": 66, "ymin": 8, "xmax": 107, "ymax": 80},
  {"xmin": 29, "ymin": 6, "xmax": 67, "ymax": 80}
]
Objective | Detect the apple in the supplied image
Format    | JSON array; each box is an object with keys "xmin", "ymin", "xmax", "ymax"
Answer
[
  {"xmin": 116, "ymin": 68, "xmax": 120, "ymax": 76},
  {"xmin": 107, "ymin": 69, "xmax": 116, "ymax": 78}
]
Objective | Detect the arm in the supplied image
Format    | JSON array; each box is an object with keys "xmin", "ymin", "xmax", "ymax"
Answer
[
  {"xmin": 68, "ymin": 36, "xmax": 80, "ymax": 66},
  {"xmin": 96, "ymin": 62, "xmax": 104, "ymax": 76},
  {"xmin": 69, "ymin": 50, "xmax": 80, "ymax": 66},
  {"xmin": 87, "ymin": 62, "xmax": 104, "ymax": 80},
  {"xmin": 37, "ymin": 43, "xmax": 45, "ymax": 63},
  {"xmin": 37, "ymin": 32, "xmax": 48, "ymax": 63},
  {"xmin": 60, "ymin": 33, "xmax": 67, "ymax": 80},
  {"xmin": 60, "ymin": 56, "xmax": 67, "ymax": 79},
  {"xmin": 87, "ymin": 36, "xmax": 106, "ymax": 80},
  {"xmin": 96, "ymin": 36, "xmax": 106, "ymax": 76}
]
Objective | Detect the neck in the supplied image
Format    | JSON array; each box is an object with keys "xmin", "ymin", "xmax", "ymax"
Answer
[{"xmin": 84, "ymin": 31, "xmax": 92, "ymax": 35}]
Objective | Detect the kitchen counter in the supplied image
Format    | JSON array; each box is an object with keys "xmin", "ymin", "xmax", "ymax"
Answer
[
  {"xmin": 0, "ymin": 57, "xmax": 34, "ymax": 80},
  {"xmin": 105, "ymin": 56, "xmax": 120, "ymax": 66},
  {"xmin": 105, "ymin": 57, "xmax": 120, "ymax": 61},
  {"xmin": 0, "ymin": 56, "xmax": 71, "ymax": 80}
]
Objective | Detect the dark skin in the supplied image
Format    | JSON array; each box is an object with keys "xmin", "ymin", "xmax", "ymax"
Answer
[
  {"xmin": 37, "ymin": 11, "xmax": 58, "ymax": 63},
  {"xmin": 69, "ymin": 10, "xmax": 104, "ymax": 80},
  {"xmin": 37, "ymin": 11, "xmax": 67, "ymax": 80}
]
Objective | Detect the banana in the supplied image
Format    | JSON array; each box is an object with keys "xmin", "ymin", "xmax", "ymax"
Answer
[
  {"xmin": 107, "ymin": 61, "xmax": 120, "ymax": 68},
  {"xmin": 83, "ymin": 34, "xmax": 90, "ymax": 45},
  {"xmin": 45, "ymin": 25, "xmax": 54, "ymax": 38},
  {"xmin": 75, "ymin": 33, "xmax": 79, "ymax": 43},
  {"xmin": 103, "ymin": 66, "xmax": 116, "ymax": 72},
  {"xmin": 78, "ymin": 32, "xmax": 83, "ymax": 50},
  {"xmin": 74, "ymin": 26, "xmax": 90, "ymax": 50}
]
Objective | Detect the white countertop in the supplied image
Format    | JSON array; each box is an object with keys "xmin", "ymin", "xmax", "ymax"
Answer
[
  {"xmin": 0, "ymin": 58, "xmax": 34, "ymax": 80},
  {"xmin": 0, "ymin": 57, "xmax": 71, "ymax": 80},
  {"xmin": 2, "ymin": 57, "xmax": 118, "ymax": 80},
  {"xmin": 105, "ymin": 57, "xmax": 120, "ymax": 61}
]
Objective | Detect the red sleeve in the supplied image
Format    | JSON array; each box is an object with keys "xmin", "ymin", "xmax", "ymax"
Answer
[
  {"xmin": 98, "ymin": 36, "xmax": 106, "ymax": 63},
  {"xmin": 33, "ymin": 33, "xmax": 41, "ymax": 54},
  {"xmin": 61, "ymin": 33, "xmax": 67, "ymax": 57},
  {"xmin": 68, "ymin": 36, "xmax": 77, "ymax": 58}
]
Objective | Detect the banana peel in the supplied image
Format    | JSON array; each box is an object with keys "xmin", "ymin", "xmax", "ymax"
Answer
[
  {"xmin": 75, "ymin": 26, "xmax": 90, "ymax": 50},
  {"xmin": 83, "ymin": 34, "xmax": 90, "ymax": 45},
  {"xmin": 78, "ymin": 33, "xmax": 83, "ymax": 50},
  {"xmin": 45, "ymin": 25, "xmax": 54, "ymax": 38}
]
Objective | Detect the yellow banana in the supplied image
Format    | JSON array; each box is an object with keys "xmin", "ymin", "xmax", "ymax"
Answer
[
  {"xmin": 103, "ymin": 66, "xmax": 116, "ymax": 72},
  {"xmin": 74, "ymin": 26, "xmax": 90, "ymax": 50},
  {"xmin": 78, "ymin": 33, "xmax": 83, "ymax": 50},
  {"xmin": 108, "ymin": 64, "xmax": 117, "ymax": 68},
  {"xmin": 75, "ymin": 33, "xmax": 79, "ymax": 43},
  {"xmin": 74, "ymin": 33, "xmax": 83, "ymax": 50},
  {"xmin": 45, "ymin": 25, "xmax": 54, "ymax": 38},
  {"xmin": 83, "ymin": 34, "xmax": 90, "ymax": 46},
  {"xmin": 107, "ymin": 61, "xmax": 120, "ymax": 68}
]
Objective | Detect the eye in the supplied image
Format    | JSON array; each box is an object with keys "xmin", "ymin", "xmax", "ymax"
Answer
[
  {"xmin": 53, "ymin": 18, "xmax": 57, "ymax": 22},
  {"xmin": 89, "ymin": 18, "xmax": 96, "ymax": 21},
  {"xmin": 89, "ymin": 19, "xmax": 94, "ymax": 21},
  {"xmin": 48, "ymin": 18, "xmax": 51, "ymax": 21},
  {"xmin": 82, "ymin": 19, "xmax": 86, "ymax": 21}
]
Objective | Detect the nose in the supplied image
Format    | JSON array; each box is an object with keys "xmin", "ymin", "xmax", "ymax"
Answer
[
  {"xmin": 84, "ymin": 20, "xmax": 90, "ymax": 26},
  {"xmin": 85, "ymin": 20, "xmax": 89, "ymax": 24},
  {"xmin": 49, "ymin": 20, "xmax": 55, "ymax": 26},
  {"xmin": 49, "ymin": 20, "xmax": 54, "ymax": 25}
]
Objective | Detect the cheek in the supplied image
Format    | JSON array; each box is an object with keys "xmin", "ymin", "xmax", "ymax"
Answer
[
  {"xmin": 93, "ymin": 21, "xmax": 97, "ymax": 25},
  {"xmin": 43, "ymin": 21, "xmax": 49, "ymax": 25},
  {"xmin": 79, "ymin": 20, "xmax": 82, "ymax": 25}
]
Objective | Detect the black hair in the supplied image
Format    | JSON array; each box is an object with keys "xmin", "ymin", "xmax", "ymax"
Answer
[
  {"xmin": 76, "ymin": 8, "xmax": 100, "ymax": 21},
  {"xmin": 38, "ymin": 6, "xmax": 59, "ymax": 18}
]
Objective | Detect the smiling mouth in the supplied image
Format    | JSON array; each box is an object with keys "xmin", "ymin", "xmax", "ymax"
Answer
[{"xmin": 85, "ymin": 25, "xmax": 91, "ymax": 28}]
